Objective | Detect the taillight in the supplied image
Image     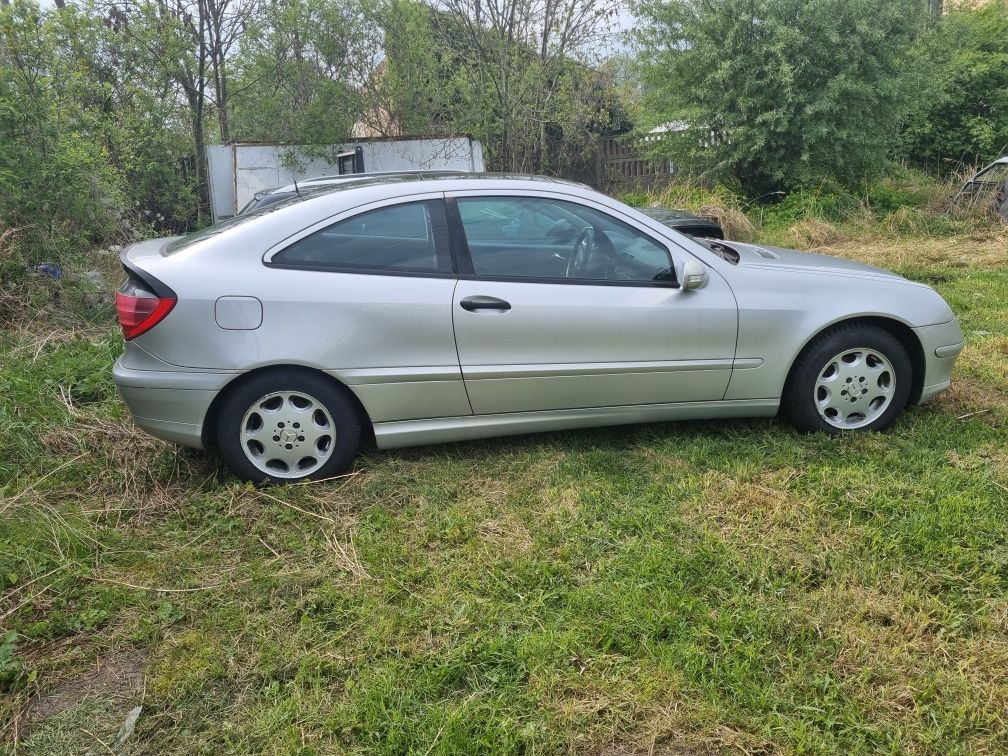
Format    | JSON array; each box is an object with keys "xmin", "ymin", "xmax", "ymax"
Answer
[{"xmin": 116, "ymin": 278, "xmax": 176, "ymax": 340}]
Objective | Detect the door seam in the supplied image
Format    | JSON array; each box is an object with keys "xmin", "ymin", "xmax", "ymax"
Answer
[{"xmin": 449, "ymin": 277, "xmax": 475, "ymax": 415}]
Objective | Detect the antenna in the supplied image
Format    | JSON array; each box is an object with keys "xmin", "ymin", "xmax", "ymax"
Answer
[{"xmin": 293, "ymin": 175, "xmax": 301, "ymax": 196}]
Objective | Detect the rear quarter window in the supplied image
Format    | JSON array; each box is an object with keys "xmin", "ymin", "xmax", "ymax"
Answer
[{"xmin": 270, "ymin": 200, "xmax": 451, "ymax": 274}]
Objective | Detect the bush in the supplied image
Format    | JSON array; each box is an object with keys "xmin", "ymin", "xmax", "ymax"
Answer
[
  {"xmin": 902, "ymin": 2, "xmax": 1008, "ymax": 170},
  {"xmin": 634, "ymin": 0, "xmax": 925, "ymax": 194}
]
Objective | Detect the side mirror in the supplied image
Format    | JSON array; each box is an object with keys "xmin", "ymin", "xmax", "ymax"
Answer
[{"xmin": 682, "ymin": 258, "xmax": 708, "ymax": 291}]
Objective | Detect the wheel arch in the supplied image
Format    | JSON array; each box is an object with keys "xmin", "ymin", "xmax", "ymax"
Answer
[
  {"xmin": 200, "ymin": 364, "xmax": 376, "ymax": 449},
  {"xmin": 785, "ymin": 316, "xmax": 926, "ymax": 405}
]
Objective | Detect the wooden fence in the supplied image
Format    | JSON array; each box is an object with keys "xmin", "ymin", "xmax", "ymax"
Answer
[{"xmin": 596, "ymin": 137, "xmax": 677, "ymax": 189}]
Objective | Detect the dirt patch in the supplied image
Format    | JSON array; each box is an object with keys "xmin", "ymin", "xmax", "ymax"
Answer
[
  {"xmin": 24, "ymin": 648, "xmax": 146, "ymax": 728},
  {"xmin": 932, "ymin": 379, "xmax": 1007, "ymax": 423}
]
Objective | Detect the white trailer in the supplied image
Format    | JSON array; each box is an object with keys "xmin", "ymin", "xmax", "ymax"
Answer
[{"xmin": 206, "ymin": 137, "xmax": 485, "ymax": 222}]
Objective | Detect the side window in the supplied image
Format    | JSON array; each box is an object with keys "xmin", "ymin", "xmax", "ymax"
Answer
[
  {"xmin": 272, "ymin": 200, "xmax": 450, "ymax": 273},
  {"xmin": 455, "ymin": 196, "xmax": 675, "ymax": 284}
]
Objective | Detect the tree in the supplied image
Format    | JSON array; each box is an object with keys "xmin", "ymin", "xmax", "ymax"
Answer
[
  {"xmin": 633, "ymin": 0, "xmax": 925, "ymax": 194},
  {"xmin": 1, "ymin": 0, "xmax": 205, "ymax": 268},
  {"xmin": 228, "ymin": 0, "xmax": 377, "ymax": 149},
  {"xmin": 374, "ymin": 0, "xmax": 630, "ymax": 175},
  {"xmin": 901, "ymin": 1, "xmax": 1008, "ymax": 170},
  {"xmin": 1, "ymin": 0, "xmax": 128, "ymax": 260}
]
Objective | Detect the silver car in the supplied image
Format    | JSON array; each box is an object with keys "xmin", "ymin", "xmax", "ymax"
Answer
[{"xmin": 113, "ymin": 174, "xmax": 964, "ymax": 483}]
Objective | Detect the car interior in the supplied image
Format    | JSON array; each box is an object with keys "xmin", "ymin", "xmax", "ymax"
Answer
[{"xmin": 456, "ymin": 197, "xmax": 676, "ymax": 283}]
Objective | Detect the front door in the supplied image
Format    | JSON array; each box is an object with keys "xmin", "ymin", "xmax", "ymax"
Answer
[{"xmin": 447, "ymin": 193, "xmax": 739, "ymax": 415}]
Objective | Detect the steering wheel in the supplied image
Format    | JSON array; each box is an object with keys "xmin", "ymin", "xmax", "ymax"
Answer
[{"xmin": 566, "ymin": 227, "xmax": 596, "ymax": 278}]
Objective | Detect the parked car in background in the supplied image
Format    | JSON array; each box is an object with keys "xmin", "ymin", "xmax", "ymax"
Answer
[
  {"xmin": 113, "ymin": 174, "xmax": 963, "ymax": 483},
  {"xmin": 638, "ymin": 207, "xmax": 724, "ymax": 239},
  {"xmin": 957, "ymin": 157, "xmax": 1008, "ymax": 219}
]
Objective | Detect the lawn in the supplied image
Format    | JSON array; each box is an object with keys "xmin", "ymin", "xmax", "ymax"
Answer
[{"xmin": 1, "ymin": 220, "xmax": 1007, "ymax": 754}]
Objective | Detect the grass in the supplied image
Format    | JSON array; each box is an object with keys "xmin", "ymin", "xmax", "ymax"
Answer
[{"xmin": 1, "ymin": 199, "xmax": 1007, "ymax": 754}]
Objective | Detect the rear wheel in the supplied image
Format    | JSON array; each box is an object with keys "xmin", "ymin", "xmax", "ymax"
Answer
[
  {"xmin": 782, "ymin": 324, "xmax": 912, "ymax": 434},
  {"xmin": 216, "ymin": 369, "xmax": 361, "ymax": 483}
]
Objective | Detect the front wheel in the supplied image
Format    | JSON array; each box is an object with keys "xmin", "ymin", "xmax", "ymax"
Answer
[
  {"xmin": 782, "ymin": 324, "xmax": 912, "ymax": 434},
  {"xmin": 216, "ymin": 369, "xmax": 361, "ymax": 483}
]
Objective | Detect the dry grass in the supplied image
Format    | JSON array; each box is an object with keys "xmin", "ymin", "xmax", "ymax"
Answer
[
  {"xmin": 645, "ymin": 181, "xmax": 758, "ymax": 241},
  {"xmin": 817, "ymin": 231, "xmax": 1008, "ymax": 269}
]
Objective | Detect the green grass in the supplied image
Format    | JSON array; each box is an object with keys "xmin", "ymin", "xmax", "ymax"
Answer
[{"xmin": 1, "ymin": 224, "xmax": 1007, "ymax": 754}]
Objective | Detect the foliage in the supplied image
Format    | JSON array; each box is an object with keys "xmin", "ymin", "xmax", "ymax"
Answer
[
  {"xmin": 633, "ymin": 0, "xmax": 925, "ymax": 194},
  {"xmin": 0, "ymin": 0, "xmax": 202, "ymax": 274},
  {"xmin": 0, "ymin": 2, "xmax": 128, "ymax": 263},
  {"xmin": 622, "ymin": 168, "xmax": 1004, "ymax": 246},
  {"xmin": 374, "ymin": 0, "xmax": 631, "ymax": 178},
  {"xmin": 901, "ymin": 1, "xmax": 1008, "ymax": 170},
  {"xmin": 0, "ymin": 632, "xmax": 23, "ymax": 690},
  {"xmin": 229, "ymin": 0, "xmax": 378, "ymax": 149}
]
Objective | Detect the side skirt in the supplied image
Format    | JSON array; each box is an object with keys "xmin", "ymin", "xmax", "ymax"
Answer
[{"xmin": 373, "ymin": 398, "xmax": 781, "ymax": 450}]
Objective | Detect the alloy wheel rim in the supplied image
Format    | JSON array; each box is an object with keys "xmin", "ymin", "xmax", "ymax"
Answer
[
  {"xmin": 813, "ymin": 348, "xmax": 895, "ymax": 430},
  {"xmin": 240, "ymin": 391, "xmax": 335, "ymax": 478}
]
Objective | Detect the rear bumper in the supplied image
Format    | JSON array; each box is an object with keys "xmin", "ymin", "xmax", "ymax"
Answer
[
  {"xmin": 913, "ymin": 320, "xmax": 965, "ymax": 404},
  {"xmin": 113, "ymin": 358, "xmax": 234, "ymax": 449}
]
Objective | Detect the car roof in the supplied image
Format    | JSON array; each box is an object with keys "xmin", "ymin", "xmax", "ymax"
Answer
[
  {"xmin": 267, "ymin": 170, "xmax": 472, "ymax": 195},
  {"xmin": 265, "ymin": 172, "xmax": 587, "ymax": 197},
  {"xmin": 265, "ymin": 171, "xmax": 587, "ymax": 197}
]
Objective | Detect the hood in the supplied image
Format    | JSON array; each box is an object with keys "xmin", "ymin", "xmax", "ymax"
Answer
[{"xmin": 725, "ymin": 242, "xmax": 908, "ymax": 282}]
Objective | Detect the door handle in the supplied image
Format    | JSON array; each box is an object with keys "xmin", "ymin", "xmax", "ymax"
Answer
[{"xmin": 460, "ymin": 296, "xmax": 511, "ymax": 312}]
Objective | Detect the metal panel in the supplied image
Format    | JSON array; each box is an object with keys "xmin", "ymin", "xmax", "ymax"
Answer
[
  {"xmin": 206, "ymin": 145, "xmax": 236, "ymax": 223},
  {"xmin": 207, "ymin": 138, "xmax": 486, "ymax": 222}
]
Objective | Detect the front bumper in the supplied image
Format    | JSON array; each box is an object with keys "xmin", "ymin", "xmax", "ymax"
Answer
[
  {"xmin": 113, "ymin": 358, "xmax": 235, "ymax": 449},
  {"xmin": 913, "ymin": 320, "xmax": 965, "ymax": 403}
]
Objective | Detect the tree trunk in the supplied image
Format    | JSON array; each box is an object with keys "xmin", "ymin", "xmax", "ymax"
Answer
[
  {"xmin": 192, "ymin": 106, "xmax": 211, "ymax": 222},
  {"xmin": 215, "ymin": 49, "xmax": 230, "ymax": 143}
]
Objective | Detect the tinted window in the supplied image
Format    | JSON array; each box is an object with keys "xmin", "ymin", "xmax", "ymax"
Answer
[
  {"xmin": 272, "ymin": 200, "xmax": 449, "ymax": 273},
  {"xmin": 456, "ymin": 196, "xmax": 675, "ymax": 284}
]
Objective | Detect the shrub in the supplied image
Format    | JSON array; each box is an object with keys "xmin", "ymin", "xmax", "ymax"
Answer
[
  {"xmin": 634, "ymin": 0, "xmax": 925, "ymax": 194},
  {"xmin": 902, "ymin": 2, "xmax": 1008, "ymax": 170}
]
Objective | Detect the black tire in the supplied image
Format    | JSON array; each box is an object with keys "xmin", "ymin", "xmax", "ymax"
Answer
[
  {"xmin": 215, "ymin": 368, "xmax": 362, "ymax": 484},
  {"xmin": 782, "ymin": 323, "xmax": 912, "ymax": 434}
]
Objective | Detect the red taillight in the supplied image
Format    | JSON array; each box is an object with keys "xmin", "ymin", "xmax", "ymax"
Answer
[{"xmin": 115, "ymin": 290, "xmax": 176, "ymax": 340}]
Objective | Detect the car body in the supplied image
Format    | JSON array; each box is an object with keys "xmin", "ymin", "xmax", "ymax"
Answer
[
  {"xmin": 957, "ymin": 157, "xmax": 1008, "ymax": 219},
  {"xmin": 638, "ymin": 206, "xmax": 724, "ymax": 239},
  {"xmin": 113, "ymin": 173, "xmax": 964, "ymax": 482}
]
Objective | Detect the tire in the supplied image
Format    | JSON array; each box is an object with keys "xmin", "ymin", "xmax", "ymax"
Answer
[
  {"xmin": 782, "ymin": 324, "xmax": 912, "ymax": 434},
  {"xmin": 215, "ymin": 368, "xmax": 362, "ymax": 484}
]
